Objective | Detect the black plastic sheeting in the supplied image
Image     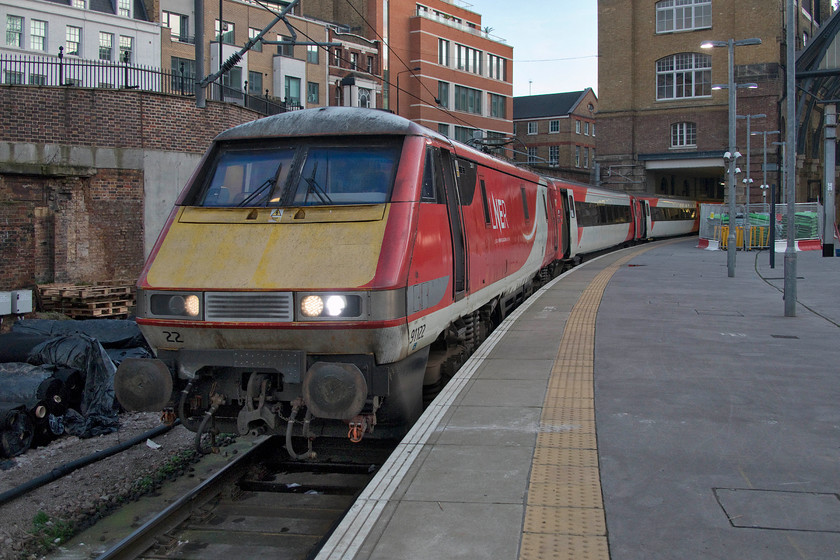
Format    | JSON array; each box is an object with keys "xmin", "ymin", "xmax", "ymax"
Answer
[
  {"xmin": 0, "ymin": 320, "xmax": 153, "ymax": 445},
  {"xmin": 28, "ymin": 335, "xmax": 120, "ymax": 438},
  {"xmin": 12, "ymin": 319, "xmax": 147, "ymax": 350}
]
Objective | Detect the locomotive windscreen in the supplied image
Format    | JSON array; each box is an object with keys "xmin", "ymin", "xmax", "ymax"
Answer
[{"xmin": 193, "ymin": 138, "xmax": 402, "ymax": 208}]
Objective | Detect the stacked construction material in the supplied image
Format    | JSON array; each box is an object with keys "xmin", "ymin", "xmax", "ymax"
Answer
[
  {"xmin": 37, "ymin": 283, "xmax": 135, "ymax": 319},
  {"xmin": 795, "ymin": 211, "xmax": 820, "ymax": 239}
]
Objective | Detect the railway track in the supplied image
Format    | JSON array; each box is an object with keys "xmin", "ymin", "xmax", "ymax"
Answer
[{"xmin": 95, "ymin": 436, "xmax": 394, "ymax": 560}]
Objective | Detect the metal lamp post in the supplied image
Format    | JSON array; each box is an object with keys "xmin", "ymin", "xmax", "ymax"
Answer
[
  {"xmin": 702, "ymin": 38, "xmax": 762, "ymax": 277},
  {"xmin": 752, "ymin": 129, "xmax": 781, "ymax": 258},
  {"xmin": 737, "ymin": 113, "xmax": 765, "ymax": 250},
  {"xmin": 783, "ymin": 0, "xmax": 797, "ymax": 317},
  {"xmin": 395, "ymin": 67, "xmax": 420, "ymax": 117}
]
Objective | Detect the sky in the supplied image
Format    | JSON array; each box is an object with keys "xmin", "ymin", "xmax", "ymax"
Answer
[{"xmin": 469, "ymin": 0, "xmax": 599, "ymax": 98}]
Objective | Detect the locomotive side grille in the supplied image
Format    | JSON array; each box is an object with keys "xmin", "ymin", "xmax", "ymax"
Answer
[{"xmin": 205, "ymin": 292, "xmax": 294, "ymax": 322}]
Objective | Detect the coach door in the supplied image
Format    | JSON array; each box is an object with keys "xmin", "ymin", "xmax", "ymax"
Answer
[
  {"xmin": 560, "ymin": 189, "xmax": 574, "ymax": 257},
  {"xmin": 643, "ymin": 200, "xmax": 651, "ymax": 238},
  {"xmin": 439, "ymin": 149, "xmax": 467, "ymax": 299}
]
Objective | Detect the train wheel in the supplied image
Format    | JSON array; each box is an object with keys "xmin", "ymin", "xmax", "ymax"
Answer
[{"xmin": 1, "ymin": 408, "xmax": 34, "ymax": 458}]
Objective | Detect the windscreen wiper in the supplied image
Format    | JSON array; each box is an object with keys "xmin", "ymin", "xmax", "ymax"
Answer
[
  {"xmin": 236, "ymin": 164, "xmax": 283, "ymax": 207},
  {"xmin": 302, "ymin": 163, "xmax": 332, "ymax": 204}
]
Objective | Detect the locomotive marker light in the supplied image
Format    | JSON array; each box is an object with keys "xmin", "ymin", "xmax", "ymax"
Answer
[{"xmin": 702, "ymin": 37, "xmax": 761, "ymax": 278}]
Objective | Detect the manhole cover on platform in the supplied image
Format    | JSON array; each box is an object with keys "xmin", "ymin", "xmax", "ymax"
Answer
[{"xmin": 714, "ymin": 488, "xmax": 840, "ymax": 533}]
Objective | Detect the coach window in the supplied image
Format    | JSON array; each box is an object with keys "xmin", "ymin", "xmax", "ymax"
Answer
[
  {"xmin": 421, "ymin": 147, "xmax": 442, "ymax": 202},
  {"xmin": 479, "ymin": 180, "xmax": 491, "ymax": 224},
  {"xmin": 520, "ymin": 187, "xmax": 529, "ymax": 221},
  {"xmin": 456, "ymin": 158, "xmax": 476, "ymax": 205}
]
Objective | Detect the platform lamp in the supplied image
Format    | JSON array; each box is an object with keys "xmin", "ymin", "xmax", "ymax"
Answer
[
  {"xmin": 737, "ymin": 113, "xmax": 765, "ymax": 249},
  {"xmin": 395, "ymin": 67, "xmax": 420, "ymax": 116},
  {"xmin": 702, "ymin": 38, "xmax": 761, "ymax": 278}
]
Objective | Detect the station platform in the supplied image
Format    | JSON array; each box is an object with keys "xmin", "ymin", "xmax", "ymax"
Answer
[{"xmin": 317, "ymin": 238, "xmax": 840, "ymax": 560}]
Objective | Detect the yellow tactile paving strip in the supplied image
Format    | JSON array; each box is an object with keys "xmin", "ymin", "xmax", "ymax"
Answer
[{"xmin": 519, "ymin": 245, "xmax": 661, "ymax": 560}]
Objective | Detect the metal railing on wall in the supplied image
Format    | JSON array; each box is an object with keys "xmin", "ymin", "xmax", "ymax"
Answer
[{"xmin": 0, "ymin": 51, "xmax": 296, "ymax": 117}]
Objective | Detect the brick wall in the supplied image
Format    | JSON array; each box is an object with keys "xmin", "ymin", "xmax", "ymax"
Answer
[{"xmin": 0, "ymin": 86, "xmax": 261, "ymax": 291}]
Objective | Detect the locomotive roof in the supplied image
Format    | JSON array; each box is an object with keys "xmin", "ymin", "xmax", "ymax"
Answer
[{"xmin": 216, "ymin": 107, "xmax": 438, "ymax": 141}]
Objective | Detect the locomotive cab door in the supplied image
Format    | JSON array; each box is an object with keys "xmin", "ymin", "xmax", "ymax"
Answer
[
  {"xmin": 438, "ymin": 149, "xmax": 467, "ymax": 299},
  {"xmin": 641, "ymin": 200, "xmax": 651, "ymax": 239}
]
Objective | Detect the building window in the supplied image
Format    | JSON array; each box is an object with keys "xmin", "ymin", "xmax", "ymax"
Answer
[
  {"xmin": 333, "ymin": 48, "xmax": 342, "ymax": 66},
  {"xmin": 248, "ymin": 28, "xmax": 262, "ymax": 51},
  {"xmin": 119, "ymin": 35, "xmax": 133, "ymax": 63},
  {"xmin": 549, "ymin": 120, "xmax": 560, "ymax": 133},
  {"xmin": 489, "ymin": 93, "xmax": 506, "ymax": 118},
  {"xmin": 222, "ymin": 66, "xmax": 243, "ymax": 98},
  {"xmin": 118, "ymin": 0, "xmax": 131, "ymax": 17},
  {"xmin": 277, "ymin": 34, "xmax": 294, "ymax": 56},
  {"xmin": 656, "ymin": 53, "xmax": 711, "ymax": 100},
  {"xmin": 72, "ymin": 0, "xmax": 85, "ymax": 7},
  {"xmin": 163, "ymin": 12, "xmax": 189, "ymax": 43},
  {"xmin": 575, "ymin": 146, "xmax": 581, "ymax": 167},
  {"xmin": 438, "ymin": 81, "xmax": 449, "ymax": 109},
  {"xmin": 65, "ymin": 26, "xmax": 81, "ymax": 56},
  {"xmin": 350, "ymin": 52, "xmax": 358, "ymax": 70},
  {"xmin": 171, "ymin": 57, "xmax": 196, "ymax": 92},
  {"xmin": 549, "ymin": 146, "xmax": 559, "ymax": 166},
  {"xmin": 4, "ymin": 70, "xmax": 23, "ymax": 84},
  {"xmin": 6, "ymin": 16, "xmax": 23, "ymax": 48},
  {"xmin": 656, "ymin": 0, "xmax": 711, "ymax": 33},
  {"xmin": 488, "ymin": 54, "xmax": 505, "ymax": 80},
  {"xmin": 216, "ymin": 20, "xmax": 235, "ymax": 45},
  {"xmin": 592, "ymin": 123, "xmax": 596, "ymax": 137},
  {"xmin": 454, "ymin": 85, "xmax": 482, "ymax": 114},
  {"xmin": 99, "ymin": 32, "xmax": 113, "ymax": 60},
  {"xmin": 307, "ymin": 81, "xmax": 319, "ymax": 104},
  {"xmin": 30, "ymin": 20, "xmax": 46, "ymax": 51},
  {"xmin": 456, "ymin": 44, "xmax": 482, "ymax": 74},
  {"xmin": 454, "ymin": 126, "xmax": 478, "ymax": 143},
  {"xmin": 527, "ymin": 147, "xmax": 537, "ymax": 164},
  {"xmin": 671, "ymin": 122, "xmax": 697, "ymax": 147},
  {"xmin": 584, "ymin": 122, "xmax": 590, "ymax": 135},
  {"xmin": 584, "ymin": 148, "xmax": 589, "ymax": 168},
  {"xmin": 285, "ymin": 76, "xmax": 301, "ymax": 106},
  {"xmin": 307, "ymin": 45, "xmax": 319, "ymax": 64},
  {"xmin": 359, "ymin": 87, "xmax": 371, "ymax": 108},
  {"xmin": 438, "ymin": 123, "xmax": 450, "ymax": 137},
  {"xmin": 438, "ymin": 38, "xmax": 450, "ymax": 66},
  {"xmin": 248, "ymin": 71, "xmax": 263, "ymax": 95},
  {"xmin": 527, "ymin": 122, "xmax": 538, "ymax": 135},
  {"xmin": 367, "ymin": 55, "xmax": 374, "ymax": 74}
]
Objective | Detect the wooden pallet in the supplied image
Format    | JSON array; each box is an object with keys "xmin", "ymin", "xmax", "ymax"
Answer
[{"xmin": 37, "ymin": 283, "xmax": 136, "ymax": 319}]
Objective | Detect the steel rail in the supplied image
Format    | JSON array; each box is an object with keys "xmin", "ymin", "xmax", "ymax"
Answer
[{"xmin": 95, "ymin": 435, "xmax": 276, "ymax": 560}]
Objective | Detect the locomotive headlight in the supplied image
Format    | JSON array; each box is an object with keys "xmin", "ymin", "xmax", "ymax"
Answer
[
  {"xmin": 325, "ymin": 295, "xmax": 346, "ymax": 316},
  {"xmin": 148, "ymin": 292, "xmax": 203, "ymax": 320},
  {"xmin": 297, "ymin": 293, "xmax": 363, "ymax": 320}
]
